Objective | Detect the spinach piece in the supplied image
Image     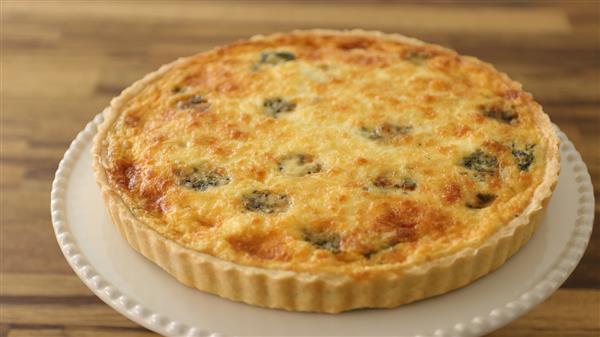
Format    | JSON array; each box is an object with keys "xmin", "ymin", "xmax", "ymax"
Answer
[
  {"xmin": 242, "ymin": 190, "xmax": 289, "ymax": 214},
  {"xmin": 263, "ymin": 97, "xmax": 296, "ymax": 118},
  {"xmin": 466, "ymin": 193, "xmax": 497, "ymax": 209},
  {"xmin": 462, "ymin": 150, "xmax": 498, "ymax": 174},
  {"xmin": 512, "ymin": 144, "xmax": 536, "ymax": 171},
  {"xmin": 405, "ymin": 50, "xmax": 431, "ymax": 64},
  {"xmin": 481, "ymin": 104, "xmax": 518, "ymax": 124},
  {"xmin": 303, "ymin": 230, "xmax": 340, "ymax": 253},
  {"xmin": 177, "ymin": 95, "xmax": 209, "ymax": 111},
  {"xmin": 277, "ymin": 154, "xmax": 322, "ymax": 176},
  {"xmin": 399, "ymin": 177, "xmax": 417, "ymax": 191},
  {"xmin": 177, "ymin": 167, "xmax": 230, "ymax": 191},
  {"xmin": 253, "ymin": 51, "xmax": 296, "ymax": 70},
  {"xmin": 372, "ymin": 175, "xmax": 417, "ymax": 191}
]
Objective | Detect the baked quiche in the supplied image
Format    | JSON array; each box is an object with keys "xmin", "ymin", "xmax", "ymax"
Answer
[{"xmin": 92, "ymin": 30, "xmax": 559, "ymax": 313}]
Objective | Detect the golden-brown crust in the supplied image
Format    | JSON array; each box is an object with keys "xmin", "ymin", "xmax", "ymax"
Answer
[{"xmin": 92, "ymin": 29, "xmax": 560, "ymax": 312}]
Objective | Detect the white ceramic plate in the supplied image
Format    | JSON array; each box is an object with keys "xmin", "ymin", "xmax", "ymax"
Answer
[{"xmin": 51, "ymin": 110, "xmax": 594, "ymax": 337}]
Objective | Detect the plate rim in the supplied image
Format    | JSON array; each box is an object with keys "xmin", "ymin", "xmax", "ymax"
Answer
[{"xmin": 50, "ymin": 111, "xmax": 595, "ymax": 337}]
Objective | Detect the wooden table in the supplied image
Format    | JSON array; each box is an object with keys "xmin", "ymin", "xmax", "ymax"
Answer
[{"xmin": 1, "ymin": 1, "xmax": 598, "ymax": 336}]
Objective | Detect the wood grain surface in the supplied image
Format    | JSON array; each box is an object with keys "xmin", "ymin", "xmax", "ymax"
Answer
[{"xmin": 1, "ymin": 1, "xmax": 599, "ymax": 336}]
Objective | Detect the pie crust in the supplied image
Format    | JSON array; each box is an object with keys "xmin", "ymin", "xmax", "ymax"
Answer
[{"xmin": 92, "ymin": 30, "xmax": 560, "ymax": 313}]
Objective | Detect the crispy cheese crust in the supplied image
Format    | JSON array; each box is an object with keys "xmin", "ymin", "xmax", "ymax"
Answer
[{"xmin": 99, "ymin": 30, "xmax": 557, "ymax": 277}]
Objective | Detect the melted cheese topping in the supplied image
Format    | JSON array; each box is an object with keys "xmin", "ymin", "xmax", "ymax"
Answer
[{"xmin": 101, "ymin": 31, "xmax": 553, "ymax": 275}]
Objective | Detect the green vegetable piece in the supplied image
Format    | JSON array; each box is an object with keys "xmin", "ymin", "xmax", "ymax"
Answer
[
  {"xmin": 177, "ymin": 167, "xmax": 230, "ymax": 191},
  {"xmin": 263, "ymin": 97, "xmax": 296, "ymax": 118},
  {"xmin": 372, "ymin": 175, "xmax": 417, "ymax": 191},
  {"xmin": 277, "ymin": 154, "xmax": 322, "ymax": 176},
  {"xmin": 242, "ymin": 190, "xmax": 289, "ymax": 213},
  {"xmin": 512, "ymin": 144, "xmax": 536, "ymax": 171},
  {"xmin": 462, "ymin": 150, "xmax": 498, "ymax": 174},
  {"xmin": 405, "ymin": 50, "xmax": 431, "ymax": 64},
  {"xmin": 303, "ymin": 230, "xmax": 340, "ymax": 253},
  {"xmin": 253, "ymin": 51, "xmax": 296, "ymax": 70},
  {"xmin": 177, "ymin": 95, "xmax": 209, "ymax": 110},
  {"xmin": 399, "ymin": 177, "xmax": 417, "ymax": 191},
  {"xmin": 481, "ymin": 104, "xmax": 518, "ymax": 124},
  {"xmin": 466, "ymin": 193, "xmax": 497, "ymax": 209}
]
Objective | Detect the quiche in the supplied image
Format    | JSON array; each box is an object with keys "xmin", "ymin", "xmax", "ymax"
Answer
[{"xmin": 92, "ymin": 30, "xmax": 560, "ymax": 313}]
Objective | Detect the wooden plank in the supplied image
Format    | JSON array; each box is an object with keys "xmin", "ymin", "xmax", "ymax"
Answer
[
  {"xmin": 8, "ymin": 330, "xmax": 64, "ymax": 337},
  {"xmin": 1, "ymin": 274, "xmax": 91, "ymax": 297},
  {"xmin": 489, "ymin": 289, "xmax": 600, "ymax": 336},
  {"xmin": 1, "ymin": 220, "xmax": 73, "ymax": 274},
  {"xmin": 0, "ymin": 289, "xmax": 597, "ymax": 336},
  {"xmin": 1, "ymin": 303, "xmax": 138, "ymax": 328},
  {"xmin": 7, "ymin": 328, "xmax": 157, "ymax": 337},
  {"xmin": 0, "ymin": 54, "xmax": 100, "ymax": 98},
  {"xmin": 2, "ymin": 2, "xmax": 572, "ymax": 34},
  {"xmin": 0, "ymin": 325, "xmax": 10, "ymax": 337},
  {"xmin": 0, "ymin": 163, "xmax": 25, "ymax": 189}
]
